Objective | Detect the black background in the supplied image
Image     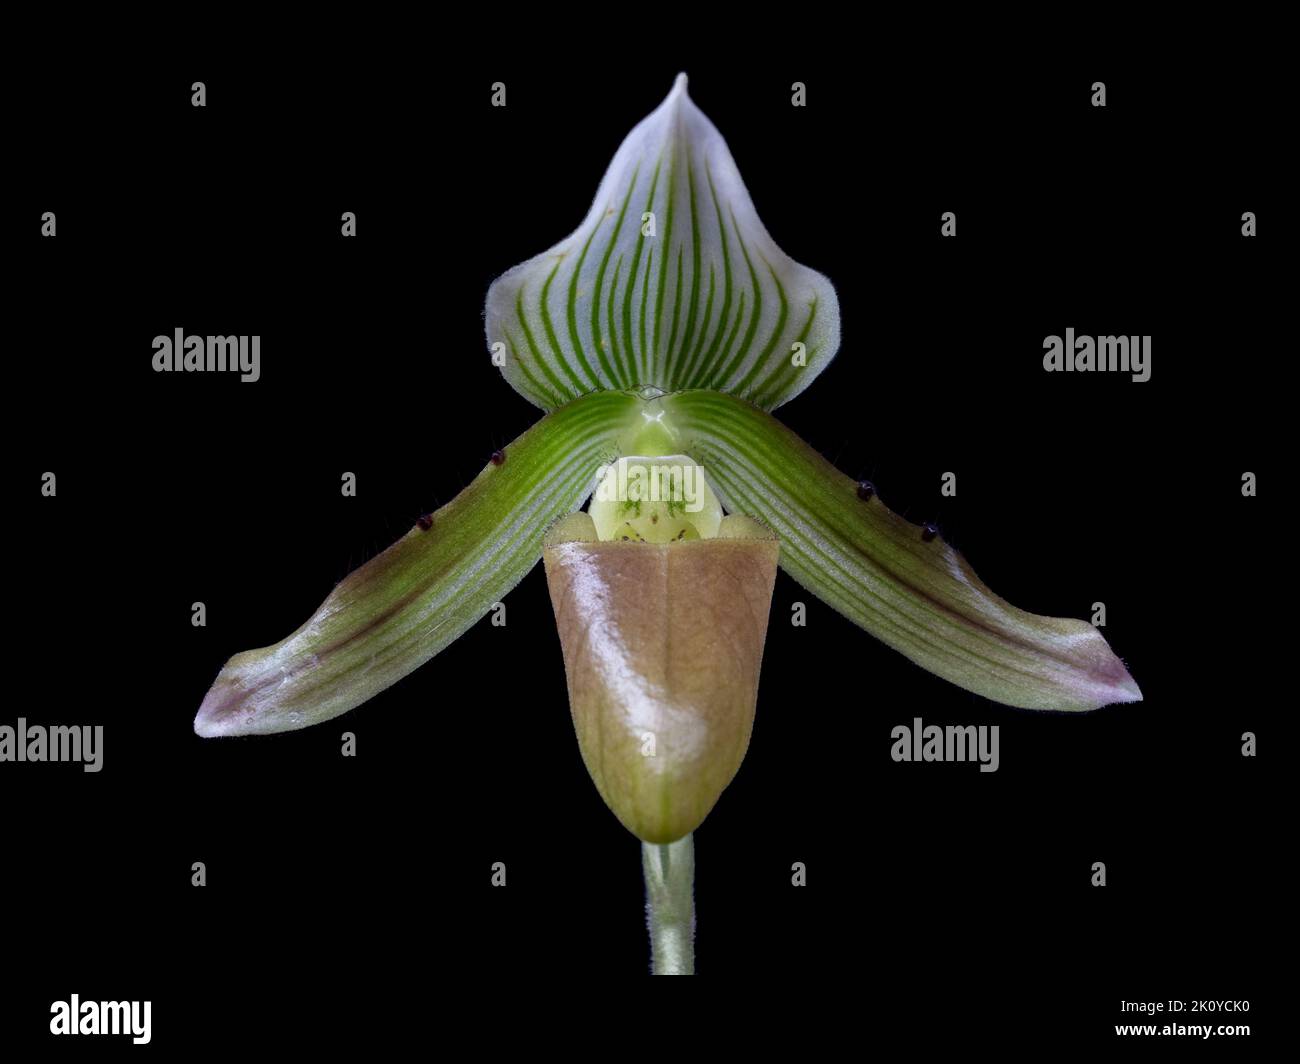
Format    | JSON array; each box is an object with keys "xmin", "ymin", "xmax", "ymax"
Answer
[{"xmin": 7, "ymin": 37, "xmax": 1280, "ymax": 1050}]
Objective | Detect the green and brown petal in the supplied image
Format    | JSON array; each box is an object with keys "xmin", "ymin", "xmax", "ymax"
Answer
[{"xmin": 543, "ymin": 512, "xmax": 779, "ymax": 843}]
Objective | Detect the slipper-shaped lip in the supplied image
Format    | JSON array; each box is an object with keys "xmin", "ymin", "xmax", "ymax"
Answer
[{"xmin": 543, "ymin": 518, "xmax": 780, "ymax": 843}]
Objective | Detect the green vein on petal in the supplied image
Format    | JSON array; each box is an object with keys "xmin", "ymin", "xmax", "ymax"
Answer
[
  {"xmin": 194, "ymin": 390, "xmax": 639, "ymax": 737},
  {"xmin": 623, "ymin": 157, "xmax": 660, "ymax": 382},
  {"xmin": 485, "ymin": 73, "xmax": 840, "ymax": 411},
  {"xmin": 592, "ymin": 163, "xmax": 639, "ymax": 388},
  {"xmin": 665, "ymin": 390, "xmax": 1143, "ymax": 712}
]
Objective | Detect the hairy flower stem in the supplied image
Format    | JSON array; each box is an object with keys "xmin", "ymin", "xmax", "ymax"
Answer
[{"xmin": 643, "ymin": 834, "xmax": 695, "ymax": 974}]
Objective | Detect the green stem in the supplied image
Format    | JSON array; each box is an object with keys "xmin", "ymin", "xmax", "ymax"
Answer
[{"xmin": 643, "ymin": 834, "xmax": 695, "ymax": 974}]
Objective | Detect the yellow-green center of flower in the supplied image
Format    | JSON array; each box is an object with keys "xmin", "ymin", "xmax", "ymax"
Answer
[{"xmin": 589, "ymin": 455, "xmax": 722, "ymax": 542}]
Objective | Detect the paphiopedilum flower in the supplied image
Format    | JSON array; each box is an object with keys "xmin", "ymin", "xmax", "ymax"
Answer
[{"xmin": 194, "ymin": 74, "xmax": 1139, "ymax": 972}]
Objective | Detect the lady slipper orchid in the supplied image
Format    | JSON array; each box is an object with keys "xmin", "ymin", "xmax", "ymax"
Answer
[{"xmin": 194, "ymin": 73, "xmax": 1140, "ymax": 974}]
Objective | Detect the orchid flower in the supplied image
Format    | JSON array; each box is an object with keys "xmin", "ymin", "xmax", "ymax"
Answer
[{"xmin": 194, "ymin": 74, "xmax": 1140, "ymax": 974}]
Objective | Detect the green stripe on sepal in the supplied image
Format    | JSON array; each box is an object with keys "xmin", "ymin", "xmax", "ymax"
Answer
[
  {"xmin": 666, "ymin": 390, "xmax": 1142, "ymax": 712},
  {"xmin": 194, "ymin": 390, "xmax": 639, "ymax": 737},
  {"xmin": 485, "ymin": 74, "xmax": 840, "ymax": 413}
]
